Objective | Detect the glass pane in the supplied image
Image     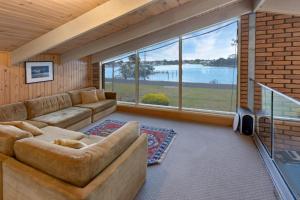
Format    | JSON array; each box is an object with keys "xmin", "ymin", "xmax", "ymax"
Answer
[
  {"xmin": 103, "ymin": 62, "xmax": 113, "ymax": 92},
  {"xmin": 138, "ymin": 39, "xmax": 179, "ymax": 107},
  {"xmin": 273, "ymin": 93, "xmax": 300, "ymax": 199},
  {"xmin": 182, "ymin": 21, "xmax": 238, "ymax": 112},
  {"xmin": 253, "ymin": 82, "xmax": 273, "ymax": 155},
  {"xmin": 103, "ymin": 53, "xmax": 136, "ymax": 103}
]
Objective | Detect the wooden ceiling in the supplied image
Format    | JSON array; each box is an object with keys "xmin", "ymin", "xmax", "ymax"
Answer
[
  {"xmin": 48, "ymin": 0, "xmax": 193, "ymax": 54},
  {"xmin": 0, "ymin": 0, "xmax": 109, "ymax": 51},
  {"xmin": 0, "ymin": 0, "xmax": 193, "ymax": 53}
]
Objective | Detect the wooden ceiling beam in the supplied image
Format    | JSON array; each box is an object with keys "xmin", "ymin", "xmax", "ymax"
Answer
[
  {"xmin": 11, "ymin": 0, "xmax": 155, "ymax": 64},
  {"xmin": 61, "ymin": 0, "xmax": 244, "ymax": 63},
  {"xmin": 92, "ymin": 0, "xmax": 252, "ymax": 63}
]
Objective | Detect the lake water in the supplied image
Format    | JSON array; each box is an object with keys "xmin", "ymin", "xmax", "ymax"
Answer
[{"xmin": 106, "ymin": 64, "xmax": 237, "ymax": 84}]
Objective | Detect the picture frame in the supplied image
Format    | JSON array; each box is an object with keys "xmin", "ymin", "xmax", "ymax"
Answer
[{"xmin": 25, "ymin": 61, "xmax": 54, "ymax": 84}]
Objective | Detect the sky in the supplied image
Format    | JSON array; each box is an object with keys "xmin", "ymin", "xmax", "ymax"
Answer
[{"xmin": 105, "ymin": 20, "xmax": 238, "ymax": 63}]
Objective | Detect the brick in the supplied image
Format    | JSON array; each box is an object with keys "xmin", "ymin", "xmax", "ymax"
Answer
[
  {"xmin": 286, "ymin": 46, "xmax": 300, "ymax": 51},
  {"xmin": 266, "ymin": 47, "xmax": 284, "ymax": 52},
  {"xmin": 273, "ymin": 61, "xmax": 291, "ymax": 65},
  {"xmin": 266, "ymin": 83, "xmax": 284, "ymax": 88},
  {"xmin": 274, "ymin": 15, "xmax": 291, "ymax": 20},
  {"xmin": 256, "ymin": 70, "xmax": 272, "ymax": 74},
  {"xmin": 285, "ymin": 65, "xmax": 300, "ymax": 69},
  {"xmin": 286, "ymin": 84, "xmax": 300, "ymax": 88},
  {"xmin": 256, "ymin": 16, "xmax": 273, "ymax": 22},
  {"xmin": 293, "ymin": 70, "xmax": 300, "ymax": 74},
  {"xmin": 267, "ymin": 19, "xmax": 284, "ymax": 25},
  {"xmin": 256, "ymin": 43, "xmax": 272, "ymax": 48},
  {"xmin": 274, "ymin": 52, "xmax": 292, "ymax": 56},
  {"xmin": 274, "ymin": 23, "xmax": 292, "ymax": 29},
  {"xmin": 267, "ymin": 66, "xmax": 284, "ymax": 70},
  {"xmin": 267, "ymin": 38, "xmax": 284, "ymax": 43},
  {"xmin": 267, "ymin": 29, "xmax": 284, "ymax": 34},
  {"xmin": 285, "ymin": 74, "xmax": 300, "ymax": 79},
  {"xmin": 286, "ymin": 56, "xmax": 300, "ymax": 60},
  {"xmin": 273, "ymin": 42, "xmax": 292, "ymax": 47},
  {"xmin": 286, "ymin": 18, "xmax": 300, "ymax": 23},
  {"xmin": 286, "ymin": 37, "xmax": 300, "ymax": 42},
  {"xmin": 273, "ymin": 70, "xmax": 291, "ymax": 74},
  {"xmin": 286, "ymin": 27, "xmax": 300, "ymax": 32},
  {"xmin": 266, "ymin": 56, "xmax": 284, "ymax": 61},
  {"xmin": 256, "ymin": 61, "xmax": 271, "ymax": 65},
  {"xmin": 293, "ymin": 32, "xmax": 300, "ymax": 37},
  {"xmin": 266, "ymin": 74, "xmax": 284, "ymax": 79},
  {"xmin": 274, "ymin": 33, "xmax": 292, "ymax": 38},
  {"xmin": 256, "ymin": 52, "xmax": 272, "ymax": 57},
  {"xmin": 273, "ymin": 79, "xmax": 291, "ymax": 83},
  {"xmin": 293, "ymin": 42, "xmax": 300, "ymax": 46},
  {"xmin": 292, "ymin": 52, "xmax": 300, "ymax": 56}
]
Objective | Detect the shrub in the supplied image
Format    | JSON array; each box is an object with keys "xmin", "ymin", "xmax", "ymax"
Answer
[{"xmin": 141, "ymin": 93, "xmax": 170, "ymax": 106}]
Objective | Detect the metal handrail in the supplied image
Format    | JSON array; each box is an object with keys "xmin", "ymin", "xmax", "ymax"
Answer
[{"xmin": 249, "ymin": 78, "xmax": 300, "ymax": 106}]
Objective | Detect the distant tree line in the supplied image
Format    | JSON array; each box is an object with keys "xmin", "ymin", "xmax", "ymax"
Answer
[{"xmin": 104, "ymin": 54, "xmax": 237, "ymax": 80}]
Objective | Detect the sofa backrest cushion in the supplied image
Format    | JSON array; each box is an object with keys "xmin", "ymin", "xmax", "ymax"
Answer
[
  {"xmin": 0, "ymin": 103, "xmax": 27, "ymax": 122},
  {"xmin": 25, "ymin": 93, "xmax": 72, "ymax": 119},
  {"xmin": 0, "ymin": 125, "xmax": 33, "ymax": 156},
  {"xmin": 68, "ymin": 87, "xmax": 96, "ymax": 105},
  {"xmin": 14, "ymin": 121, "xmax": 140, "ymax": 187}
]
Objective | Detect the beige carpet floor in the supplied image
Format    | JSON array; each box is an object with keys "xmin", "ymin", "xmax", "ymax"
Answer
[{"xmin": 91, "ymin": 112, "xmax": 277, "ymax": 200}]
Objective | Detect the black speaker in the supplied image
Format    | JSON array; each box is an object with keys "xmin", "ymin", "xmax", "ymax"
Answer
[{"xmin": 237, "ymin": 108, "xmax": 255, "ymax": 135}]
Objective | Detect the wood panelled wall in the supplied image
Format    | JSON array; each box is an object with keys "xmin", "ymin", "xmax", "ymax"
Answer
[{"xmin": 0, "ymin": 52, "xmax": 93, "ymax": 105}]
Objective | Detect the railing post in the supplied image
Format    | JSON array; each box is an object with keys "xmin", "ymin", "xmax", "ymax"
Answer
[{"xmin": 271, "ymin": 91, "xmax": 274, "ymax": 159}]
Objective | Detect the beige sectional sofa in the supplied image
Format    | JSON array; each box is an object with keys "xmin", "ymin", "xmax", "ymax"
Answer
[{"xmin": 0, "ymin": 88, "xmax": 147, "ymax": 200}]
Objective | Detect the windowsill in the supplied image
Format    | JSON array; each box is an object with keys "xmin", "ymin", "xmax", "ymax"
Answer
[{"xmin": 117, "ymin": 101, "xmax": 236, "ymax": 116}]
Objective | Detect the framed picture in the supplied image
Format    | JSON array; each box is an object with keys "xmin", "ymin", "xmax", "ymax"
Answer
[{"xmin": 25, "ymin": 61, "xmax": 54, "ymax": 84}]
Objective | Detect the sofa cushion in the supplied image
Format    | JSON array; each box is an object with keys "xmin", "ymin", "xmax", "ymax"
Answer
[
  {"xmin": 14, "ymin": 121, "xmax": 140, "ymax": 187},
  {"xmin": 24, "ymin": 120, "xmax": 48, "ymax": 128},
  {"xmin": 77, "ymin": 100, "xmax": 116, "ymax": 114},
  {"xmin": 31, "ymin": 107, "xmax": 92, "ymax": 128},
  {"xmin": 0, "ymin": 125, "xmax": 33, "ymax": 156},
  {"xmin": 68, "ymin": 87, "xmax": 96, "ymax": 106},
  {"xmin": 96, "ymin": 89, "xmax": 106, "ymax": 101},
  {"xmin": 25, "ymin": 93, "xmax": 72, "ymax": 119},
  {"xmin": 80, "ymin": 90, "xmax": 98, "ymax": 104},
  {"xmin": 0, "ymin": 103, "xmax": 27, "ymax": 122},
  {"xmin": 79, "ymin": 135, "xmax": 104, "ymax": 145},
  {"xmin": 53, "ymin": 139, "xmax": 87, "ymax": 149},
  {"xmin": 0, "ymin": 121, "xmax": 43, "ymax": 136},
  {"xmin": 35, "ymin": 126, "xmax": 85, "ymax": 142}
]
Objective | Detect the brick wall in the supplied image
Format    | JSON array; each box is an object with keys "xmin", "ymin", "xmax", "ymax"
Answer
[
  {"xmin": 240, "ymin": 12, "xmax": 300, "ymax": 104},
  {"xmin": 240, "ymin": 12, "xmax": 300, "ymax": 152}
]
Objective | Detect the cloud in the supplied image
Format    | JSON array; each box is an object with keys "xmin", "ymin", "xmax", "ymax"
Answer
[{"xmin": 183, "ymin": 31, "xmax": 236, "ymax": 60}]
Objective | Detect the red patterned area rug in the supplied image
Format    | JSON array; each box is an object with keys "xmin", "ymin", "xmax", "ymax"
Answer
[{"xmin": 84, "ymin": 119, "xmax": 177, "ymax": 165}]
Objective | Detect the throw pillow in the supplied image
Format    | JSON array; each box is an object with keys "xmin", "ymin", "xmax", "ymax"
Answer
[
  {"xmin": 80, "ymin": 90, "xmax": 99, "ymax": 104},
  {"xmin": 0, "ymin": 121, "xmax": 43, "ymax": 136},
  {"xmin": 53, "ymin": 139, "xmax": 87, "ymax": 149},
  {"xmin": 0, "ymin": 125, "xmax": 33, "ymax": 139},
  {"xmin": 96, "ymin": 89, "xmax": 106, "ymax": 101}
]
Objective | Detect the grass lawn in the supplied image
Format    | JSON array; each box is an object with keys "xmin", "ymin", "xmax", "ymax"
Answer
[{"xmin": 105, "ymin": 82, "xmax": 237, "ymax": 112}]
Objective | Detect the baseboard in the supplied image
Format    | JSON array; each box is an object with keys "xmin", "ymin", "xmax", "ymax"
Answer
[{"xmin": 117, "ymin": 104, "xmax": 234, "ymax": 127}]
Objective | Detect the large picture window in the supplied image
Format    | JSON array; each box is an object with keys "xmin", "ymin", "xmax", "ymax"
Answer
[
  {"xmin": 103, "ymin": 53, "xmax": 136, "ymax": 103},
  {"xmin": 102, "ymin": 20, "xmax": 238, "ymax": 113},
  {"xmin": 182, "ymin": 22, "xmax": 237, "ymax": 112},
  {"xmin": 138, "ymin": 39, "xmax": 179, "ymax": 107}
]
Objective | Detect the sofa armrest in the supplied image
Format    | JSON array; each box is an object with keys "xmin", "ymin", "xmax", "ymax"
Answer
[
  {"xmin": 105, "ymin": 92, "xmax": 116, "ymax": 100},
  {"xmin": 3, "ymin": 133, "xmax": 147, "ymax": 200}
]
